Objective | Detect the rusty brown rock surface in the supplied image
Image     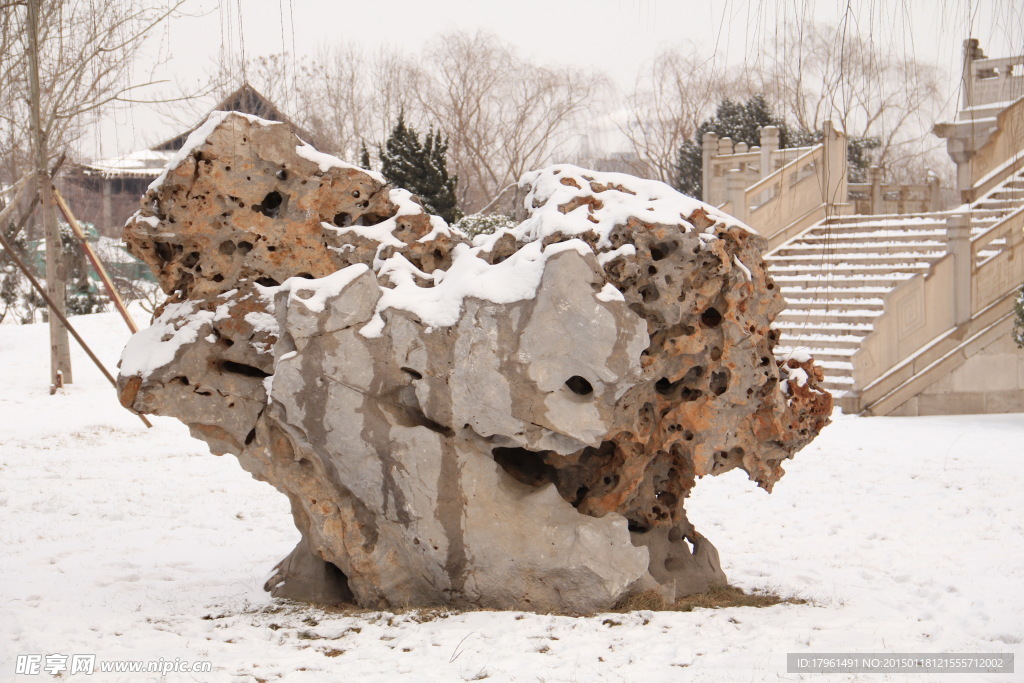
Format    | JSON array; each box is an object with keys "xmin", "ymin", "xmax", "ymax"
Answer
[{"xmin": 118, "ymin": 112, "xmax": 832, "ymax": 612}]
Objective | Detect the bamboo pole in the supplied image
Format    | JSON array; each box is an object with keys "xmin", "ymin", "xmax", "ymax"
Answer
[
  {"xmin": 0, "ymin": 227, "xmax": 152, "ymax": 428},
  {"xmin": 52, "ymin": 186, "xmax": 138, "ymax": 334}
]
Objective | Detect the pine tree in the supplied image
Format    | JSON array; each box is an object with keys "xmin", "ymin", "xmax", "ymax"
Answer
[
  {"xmin": 380, "ymin": 113, "xmax": 461, "ymax": 224},
  {"xmin": 675, "ymin": 94, "xmax": 877, "ymax": 199},
  {"xmin": 676, "ymin": 95, "xmax": 789, "ymax": 200}
]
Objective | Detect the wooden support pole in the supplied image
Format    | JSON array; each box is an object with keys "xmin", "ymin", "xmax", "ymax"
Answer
[
  {"xmin": 0, "ymin": 227, "xmax": 152, "ymax": 428},
  {"xmin": 52, "ymin": 186, "xmax": 138, "ymax": 334}
]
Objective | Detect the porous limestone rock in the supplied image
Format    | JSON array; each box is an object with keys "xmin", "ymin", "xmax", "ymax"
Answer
[{"xmin": 117, "ymin": 112, "xmax": 832, "ymax": 613}]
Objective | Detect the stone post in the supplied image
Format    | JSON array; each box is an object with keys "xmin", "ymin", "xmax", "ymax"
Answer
[
  {"xmin": 701, "ymin": 131, "xmax": 718, "ymax": 204},
  {"xmin": 726, "ymin": 168, "xmax": 747, "ymax": 224},
  {"xmin": 719, "ymin": 136, "xmax": 734, "ymax": 158},
  {"xmin": 961, "ymin": 38, "xmax": 981, "ymax": 110},
  {"xmin": 928, "ymin": 175, "xmax": 942, "ymax": 211},
  {"xmin": 820, "ymin": 121, "xmax": 848, "ymax": 218},
  {"xmin": 759, "ymin": 126, "xmax": 779, "ymax": 180},
  {"xmin": 946, "ymin": 213, "xmax": 972, "ymax": 326},
  {"xmin": 867, "ymin": 165, "xmax": 883, "ymax": 215},
  {"xmin": 734, "ymin": 142, "xmax": 749, "ymax": 185}
]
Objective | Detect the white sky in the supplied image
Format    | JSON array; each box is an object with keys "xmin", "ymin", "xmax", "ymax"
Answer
[{"xmin": 94, "ymin": 0, "xmax": 1024, "ymax": 158}]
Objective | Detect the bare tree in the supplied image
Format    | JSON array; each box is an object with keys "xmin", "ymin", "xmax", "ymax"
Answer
[
  {"xmin": 753, "ymin": 22, "xmax": 946, "ymax": 180},
  {"xmin": 617, "ymin": 48, "xmax": 729, "ymax": 185},
  {"xmin": 0, "ymin": 0, "xmax": 183, "ymax": 387},
  {"xmin": 2, "ymin": 0, "xmax": 186, "ymax": 181},
  {"xmin": 415, "ymin": 31, "xmax": 604, "ymax": 213},
  {"xmin": 214, "ymin": 45, "xmax": 421, "ymax": 166}
]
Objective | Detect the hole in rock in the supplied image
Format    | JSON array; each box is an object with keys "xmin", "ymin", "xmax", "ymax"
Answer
[
  {"xmin": 267, "ymin": 246, "xmax": 277, "ymax": 252},
  {"xmin": 650, "ymin": 241, "xmax": 676, "ymax": 261},
  {"xmin": 276, "ymin": 169, "xmax": 288, "ymax": 180},
  {"xmin": 710, "ymin": 347, "xmax": 723, "ymax": 361},
  {"xmin": 491, "ymin": 447, "xmax": 556, "ymax": 488},
  {"xmin": 655, "ymin": 377, "xmax": 679, "ymax": 396},
  {"xmin": 352, "ymin": 190, "xmax": 360, "ymax": 198},
  {"xmin": 297, "ymin": 272, "xmax": 314, "ymax": 279},
  {"xmin": 565, "ymin": 375, "xmax": 594, "ymax": 396},
  {"xmin": 237, "ymin": 241, "xmax": 253, "ymax": 255},
  {"xmin": 628, "ymin": 520, "xmax": 651, "ymax": 534},
  {"xmin": 639, "ymin": 285, "xmax": 660, "ymax": 302},
  {"xmin": 256, "ymin": 277, "xmax": 280, "ymax": 287},
  {"xmin": 220, "ymin": 361, "xmax": 271, "ymax": 379},
  {"xmin": 700, "ymin": 307, "xmax": 722, "ymax": 328},
  {"xmin": 333, "ymin": 212, "xmax": 352, "ymax": 227},
  {"xmin": 360, "ymin": 212, "xmax": 389, "ymax": 226},
  {"xmin": 683, "ymin": 430, "xmax": 694, "ymax": 441},
  {"xmin": 244, "ymin": 428, "xmax": 256, "ymax": 445},
  {"xmin": 710, "ymin": 369, "xmax": 731, "ymax": 396},
  {"xmin": 253, "ymin": 191, "xmax": 284, "ymax": 218},
  {"xmin": 573, "ymin": 486, "xmax": 590, "ymax": 507},
  {"xmin": 657, "ymin": 490, "xmax": 679, "ymax": 509},
  {"xmin": 153, "ymin": 241, "xmax": 174, "ymax": 262},
  {"xmin": 680, "ymin": 387, "xmax": 702, "ymax": 402},
  {"xmin": 401, "ymin": 367, "xmax": 423, "ymax": 380},
  {"xmin": 181, "ymin": 251, "xmax": 200, "ymax": 269}
]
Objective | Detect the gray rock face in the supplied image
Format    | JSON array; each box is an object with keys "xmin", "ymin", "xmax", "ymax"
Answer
[{"xmin": 118, "ymin": 112, "xmax": 831, "ymax": 612}]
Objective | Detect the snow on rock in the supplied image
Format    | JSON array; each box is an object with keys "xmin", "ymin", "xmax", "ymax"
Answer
[
  {"xmin": 116, "ymin": 112, "xmax": 832, "ymax": 614},
  {"xmin": 505, "ymin": 164, "xmax": 755, "ymax": 250}
]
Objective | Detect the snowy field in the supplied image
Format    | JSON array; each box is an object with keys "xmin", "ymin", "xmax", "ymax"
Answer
[{"xmin": 1, "ymin": 311, "xmax": 1022, "ymax": 682}]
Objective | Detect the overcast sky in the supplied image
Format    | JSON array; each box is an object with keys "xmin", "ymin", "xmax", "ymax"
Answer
[{"xmin": 94, "ymin": 0, "xmax": 1024, "ymax": 158}]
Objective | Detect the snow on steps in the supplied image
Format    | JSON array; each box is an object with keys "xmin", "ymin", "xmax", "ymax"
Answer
[{"xmin": 765, "ymin": 167, "xmax": 1024, "ymax": 407}]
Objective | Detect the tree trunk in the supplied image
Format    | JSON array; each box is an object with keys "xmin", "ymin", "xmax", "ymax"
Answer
[{"xmin": 26, "ymin": 0, "xmax": 72, "ymax": 387}]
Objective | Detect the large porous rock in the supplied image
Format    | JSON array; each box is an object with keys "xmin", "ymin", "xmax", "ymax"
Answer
[{"xmin": 117, "ymin": 112, "xmax": 832, "ymax": 613}]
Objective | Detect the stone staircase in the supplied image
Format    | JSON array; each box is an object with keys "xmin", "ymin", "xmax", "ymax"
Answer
[{"xmin": 767, "ymin": 168, "xmax": 1024, "ymax": 400}]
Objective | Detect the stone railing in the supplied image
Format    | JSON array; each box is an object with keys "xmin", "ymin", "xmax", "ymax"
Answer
[
  {"xmin": 848, "ymin": 168, "xmax": 942, "ymax": 215},
  {"xmin": 711, "ymin": 123, "xmax": 847, "ymax": 247},
  {"xmin": 851, "ymin": 207, "xmax": 1024, "ymax": 408},
  {"xmin": 705, "ymin": 123, "xmax": 941, "ymax": 245},
  {"xmin": 964, "ymin": 46, "xmax": 1024, "ymax": 109}
]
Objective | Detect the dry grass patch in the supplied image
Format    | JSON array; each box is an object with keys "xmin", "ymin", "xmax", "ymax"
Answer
[{"xmin": 616, "ymin": 585, "xmax": 807, "ymax": 613}]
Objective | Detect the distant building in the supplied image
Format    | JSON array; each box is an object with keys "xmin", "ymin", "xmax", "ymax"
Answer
[{"xmin": 64, "ymin": 84, "xmax": 310, "ymax": 237}]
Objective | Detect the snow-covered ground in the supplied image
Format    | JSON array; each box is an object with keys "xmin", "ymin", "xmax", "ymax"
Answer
[{"xmin": 1, "ymin": 311, "xmax": 1022, "ymax": 682}]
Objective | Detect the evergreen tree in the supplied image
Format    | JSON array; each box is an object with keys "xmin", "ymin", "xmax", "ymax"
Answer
[
  {"xmin": 675, "ymin": 94, "xmax": 878, "ymax": 199},
  {"xmin": 676, "ymin": 95, "xmax": 789, "ymax": 199},
  {"xmin": 0, "ymin": 221, "xmax": 104, "ymax": 323},
  {"xmin": 380, "ymin": 113, "xmax": 461, "ymax": 224}
]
